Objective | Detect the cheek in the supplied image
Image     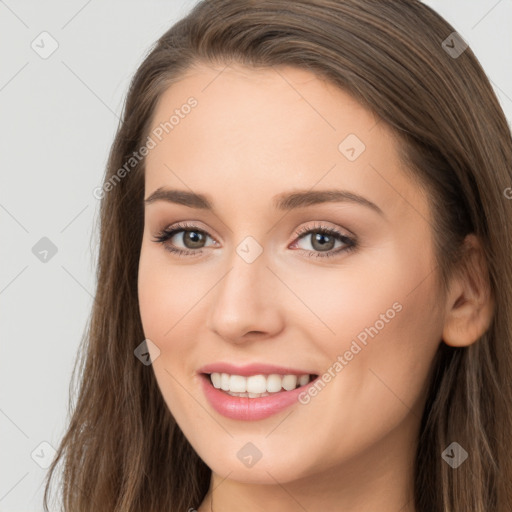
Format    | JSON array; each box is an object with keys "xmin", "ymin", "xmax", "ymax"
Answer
[
  {"xmin": 277, "ymin": 241, "xmax": 439, "ymax": 353},
  {"xmin": 137, "ymin": 247, "xmax": 207, "ymax": 420},
  {"xmin": 138, "ymin": 244, "xmax": 206, "ymax": 341},
  {"xmin": 326, "ymin": 274, "xmax": 443, "ymax": 442},
  {"xmin": 302, "ymin": 243, "xmax": 443, "ymax": 420}
]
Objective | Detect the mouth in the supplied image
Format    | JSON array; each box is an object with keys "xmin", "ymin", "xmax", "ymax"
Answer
[
  {"xmin": 202, "ymin": 372, "xmax": 318, "ymax": 398},
  {"xmin": 199, "ymin": 371, "xmax": 320, "ymax": 421}
]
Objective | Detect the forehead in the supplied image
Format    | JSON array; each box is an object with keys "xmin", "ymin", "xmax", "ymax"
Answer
[
  {"xmin": 144, "ymin": 62, "xmax": 430, "ymax": 224},
  {"xmin": 148, "ymin": 62, "xmax": 377, "ymax": 147}
]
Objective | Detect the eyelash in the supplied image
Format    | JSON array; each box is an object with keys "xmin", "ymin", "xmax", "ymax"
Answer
[{"xmin": 152, "ymin": 221, "xmax": 357, "ymax": 259}]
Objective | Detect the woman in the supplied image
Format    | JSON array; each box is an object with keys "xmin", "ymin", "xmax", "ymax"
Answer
[{"xmin": 43, "ymin": 0, "xmax": 512, "ymax": 511}]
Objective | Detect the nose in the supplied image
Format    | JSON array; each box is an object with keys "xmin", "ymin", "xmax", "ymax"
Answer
[{"xmin": 205, "ymin": 250, "xmax": 284, "ymax": 344}]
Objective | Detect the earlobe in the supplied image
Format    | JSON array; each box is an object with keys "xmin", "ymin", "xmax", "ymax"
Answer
[{"xmin": 442, "ymin": 234, "xmax": 495, "ymax": 348}]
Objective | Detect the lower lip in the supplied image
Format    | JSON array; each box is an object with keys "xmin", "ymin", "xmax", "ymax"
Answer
[{"xmin": 200, "ymin": 373, "xmax": 316, "ymax": 421}]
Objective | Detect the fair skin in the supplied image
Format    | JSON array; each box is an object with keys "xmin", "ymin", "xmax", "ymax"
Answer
[{"xmin": 137, "ymin": 63, "xmax": 493, "ymax": 512}]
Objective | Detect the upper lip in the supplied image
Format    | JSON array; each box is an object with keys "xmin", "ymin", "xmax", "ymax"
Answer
[{"xmin": 198, "ymin": 362, "xmax": 317, "ymax": 377}]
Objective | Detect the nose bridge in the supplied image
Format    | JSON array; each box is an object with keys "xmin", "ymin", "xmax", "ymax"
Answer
[{"xmin": 206, "ymin": 237, "xmax": 282, "ymax": 341}]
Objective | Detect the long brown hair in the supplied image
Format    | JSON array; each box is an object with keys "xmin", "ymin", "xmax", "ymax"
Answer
[{"xmin": 43, "ymin": 1, "xmax": 512, "ymax": 510}]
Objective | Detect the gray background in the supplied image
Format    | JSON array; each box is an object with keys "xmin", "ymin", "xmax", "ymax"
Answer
[{"xmin": 1, "ymin": 1, "xmax": 511, "ymax": 510}]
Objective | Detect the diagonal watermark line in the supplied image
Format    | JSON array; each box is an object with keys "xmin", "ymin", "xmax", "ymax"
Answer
[
  {"xmin": 0, "ymin": 472, "xmax": 29, "ymax": 502},
  {"xmin": 272, "ymin": 66, "xmax": 336, "ymax": 131},
  {"xmin": 212, "ymin": 470, "xmax": 233, "ymax": 491},
  {"xmin": 368, "ymin": 368, "xmax": 421, "ymax": 420},
  {"xmin": 61, "ymin": 61, "xmax": 121, "ymax": 121},
  {"xmin": 0, "ymin": 1, "xmax": 29, "ymax": 28},
  {"xmin": 368, "ymin": 116, "xmax": 382, "ymax": 133},
  {"xmin": 0, "ymin": 408, "xmax": 29, "ymax": 439},
  {"xmin": 0, "ymin": 265, "xmax": 29, "ymax": 295},
  {"xmin": 405, "ymin": 265, "xmax": 439, "ymax": 297},
  {"xmin": 30, "ymin": 474, "xmax": 54, "ymax": 508},
  {"xmin": 368, "ymin": 163, "xmax": 434, "ymax": 230},
  {"xmin": 163, "ymin": 368, "xmax": 234, "ymax": 437},
  {"xmin": 0, "ymin": 61, "xmax": 29, "ymax": 92},
  {"xmin": 265, "ymin": 409, "xmax": 294, "ymax": 438},
  {"xmin": 471, "ymin": 0, "xmax": 504, "ymax": 30},
  {"xmin": 209, "ymin": 470, "xmax": 234, "ymax": 511},
  {"xmin": 265, "ymin": 470, "xmax": 310, "ymax": 511},
  {"xmin": 265, "ymin": 266, "xmax": 336, "ymax": 335},
  {"xmin": 61, "ymin": 0, "xmax": 93, "ymax": 29},
  {"xmin": 396, "ymin": 496, "xmax": 415, "ymax": 512},
  {"xmin": 60, "ymin": 265, "xmax": 94, "ymax": 299},
  {"xmin": 163, "ymin": 267, "xmax": 234, "ymax": 337},
  {"xmin": 60, "ymin": 204, "xmax": 89, "ymax": 233},
  {"xmin": 490, "ymin": 79, "xmax": 512, "ymax": 107},
  {"xmin": 0, "ymin": 202, "xmax": 29, "ymax": 232},
  {"xmin": 201, "ymin": 63, "xmax": 230, "ymax": 92}
]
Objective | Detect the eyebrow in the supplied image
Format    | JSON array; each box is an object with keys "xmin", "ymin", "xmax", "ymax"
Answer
[{"xmin": 144, "ymin": 187, "xmax": 384, "ymax": 216}]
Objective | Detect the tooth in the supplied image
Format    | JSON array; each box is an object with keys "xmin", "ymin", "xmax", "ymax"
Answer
[
  {"xmin": 246, "ymin": 374, "xmax": 267, "ymax": 394},
  {"xmin": 266, "ymin": 374, "xmax": 282, "ymax": 393},
  {"xmin": 220, "ymin": 373, "xmax": 230, "ymax": 391},
  {"xmin": 282, "ymin": 375, "xmax": 298, "ymax": 391},
  {"xmin": 211, "ymin": 372, "xmax": 221, "ymax": 388},
  {"xmin": 214, "ymin": 372, "xmax": 310, "ymax": 393},
  {"xmin": 229, "ymin": 374, "xmax": 247, "ymax": 393},
  {"xmin": 298, "ymin": 374, "xmax": 310, "ymax": 386}
]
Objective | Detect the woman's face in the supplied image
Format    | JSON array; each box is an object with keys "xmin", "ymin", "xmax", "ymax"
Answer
[{"xmin": 138, "ymin": 63, "xmax": 446, "ymax": 485}]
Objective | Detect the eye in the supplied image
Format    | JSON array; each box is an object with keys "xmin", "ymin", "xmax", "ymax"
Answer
[
  {"xmin": 151, "ymin": 221, "xmax": 216, "ymax": 257},
  {"xmin": 152, "ymin": 221, "xmax": 357, "ymax": 259},
  {"xmin": 290, "ymin": 222, "xmax": 357, "ymax": 259}
]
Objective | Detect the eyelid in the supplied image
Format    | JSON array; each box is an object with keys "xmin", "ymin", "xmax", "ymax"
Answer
[
  {"xmin": 155, "ymin": 219, "xmax": 351, "ymax": 241},
  {"xmin": 293, "ymin": 220, "xmax": 354, "ymax": 239}
]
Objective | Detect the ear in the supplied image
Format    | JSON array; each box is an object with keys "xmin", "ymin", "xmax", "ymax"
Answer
[{"xmin": 442, "ymin": 234, "xmax": 495, "ymax": 347}]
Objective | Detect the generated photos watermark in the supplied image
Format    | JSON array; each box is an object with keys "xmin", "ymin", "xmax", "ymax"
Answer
[
  {"xmin": 298, "ymin": 301, "xmax": 403, "ymax": 404},
  {"xmin": 93, "ymin": 96, "xmax": 198, "ymax": 200}
]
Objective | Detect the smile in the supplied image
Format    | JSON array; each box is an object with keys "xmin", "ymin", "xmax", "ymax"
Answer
[
  {"xmin": 209, "ymin": 372, "xmax": 314, "ymax": 397},
  {"xmin": 198, "ymin": 365, "xmax": 319, "ymax": 421}
]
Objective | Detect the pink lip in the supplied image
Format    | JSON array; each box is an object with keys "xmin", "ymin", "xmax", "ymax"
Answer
[
  {"xmin": 198, "ymin": 367, "xmax": 319, "ymax": 421},
  {"xmin": 198, "ymin": 362, "xmax": 315, "ymax": 376}
]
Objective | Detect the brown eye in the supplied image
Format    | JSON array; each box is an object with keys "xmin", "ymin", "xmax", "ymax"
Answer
[
  {"xmin": 152, "ymin": 222, "xmax": 216, "ymax": 257},
  {"xmin": 175, "ymin": 229, "xmax": 207, "ymax": 249},
  {"xmin": 291, "ymin": 223, "xmax": 357, "ymax": 259}
]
